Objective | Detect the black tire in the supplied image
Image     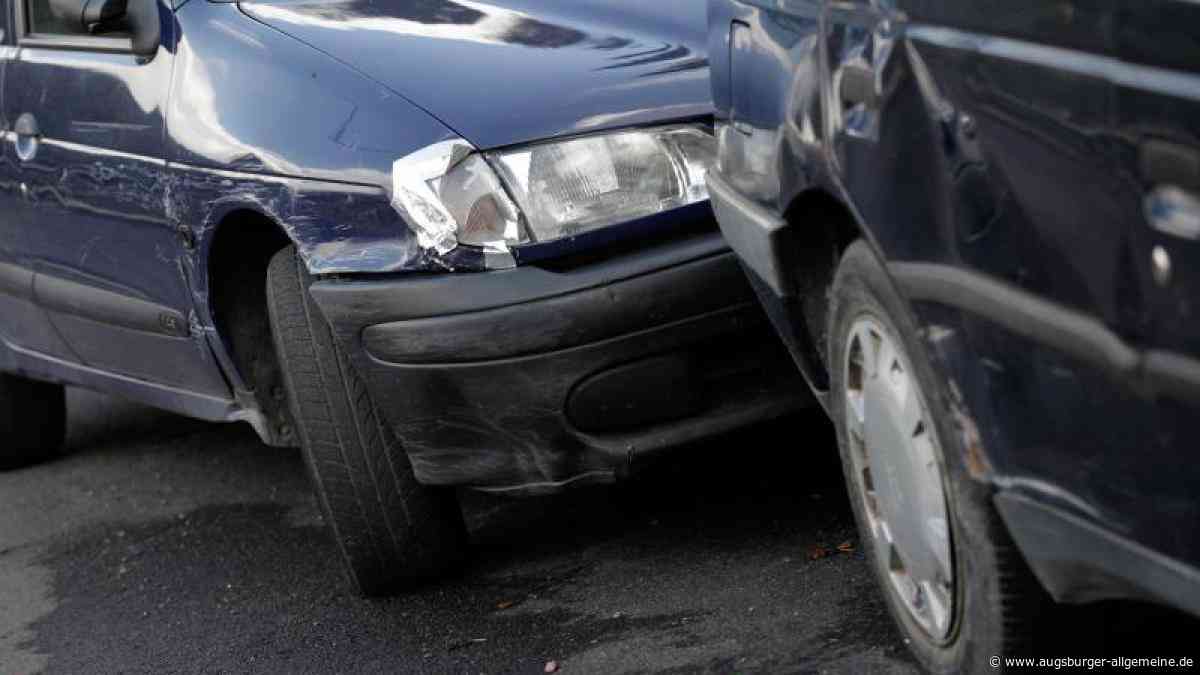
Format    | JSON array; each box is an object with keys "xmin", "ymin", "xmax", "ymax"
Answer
[
  {"xmin": 0, "ymin": 374, "xmax": 66, "ymax": 471},
  {"xmin": 828, "ymin": 241, "xmax": 1045, "ymax": 673},
  {"xmin": 266, "ymin": 246, "xmax": 468, "ymax": 596}
]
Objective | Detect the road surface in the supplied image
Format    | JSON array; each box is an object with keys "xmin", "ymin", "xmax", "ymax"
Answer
[{"xmin": 0, "ymin": 389, "xmax": 1193, "ymax": 673}]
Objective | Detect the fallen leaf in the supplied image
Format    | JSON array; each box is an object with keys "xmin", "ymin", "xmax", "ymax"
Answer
[
  {"xmin": 544, "ymin": 660, "xmax": 560, "ymax": 673},
  {"xmin": 496, "ymin": 600, "xmax": 514, "ymax": 610}
]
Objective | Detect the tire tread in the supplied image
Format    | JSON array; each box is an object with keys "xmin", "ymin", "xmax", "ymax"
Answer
[{"xmin": 266, "ymin": 246, "xmax": 465, "ymax": 596}]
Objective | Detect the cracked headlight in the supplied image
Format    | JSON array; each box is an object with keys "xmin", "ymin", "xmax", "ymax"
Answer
[
  {"xmin": 390, "ymin": 138, "xmax": 525, "ymax": 260},
  {"xmin": 391, "ymin": 125, "xmax": 714, "ymax": 269}
]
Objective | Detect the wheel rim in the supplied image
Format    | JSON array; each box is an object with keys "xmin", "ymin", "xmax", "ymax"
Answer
[{"xmin": 844, "ymin": 315, "xmax": 954, "ymax": 639}]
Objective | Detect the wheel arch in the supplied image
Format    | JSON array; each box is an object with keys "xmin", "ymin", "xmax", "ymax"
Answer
[
  {"xmin": 773, "ymin": 188, "xmax": 865, "ymax": 391},
  {"xmin": 204, "ymin": 207, "xmax": 298, "ymax": 446}
]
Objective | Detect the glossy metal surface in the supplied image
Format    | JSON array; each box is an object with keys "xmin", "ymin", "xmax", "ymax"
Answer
[
  {"xmin": 0, "ymin": 0, "xmax": 720, "ymax": 438},
  {"xmin": 165, "ymin": 0, "xmax": 459, "ymax": 277},
  {"xmin": 1, "ymin": 12, "xmax": 232, "ymax": 396},
  {"xmin": 708, "ymin": 0, "xmax": 1200, "ymax": 602},
  {"xmin": 240, "ymin": 0, "xmax": 713, "ymax": 150},
  {"xmin": 161, "ymin": 0, "xmax": 718, "ymax": 277}
]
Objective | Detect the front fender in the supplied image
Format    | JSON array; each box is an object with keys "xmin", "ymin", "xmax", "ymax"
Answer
[{"xmin": 168, "ymin": 0, "xmax": 461, "ymax": 276}]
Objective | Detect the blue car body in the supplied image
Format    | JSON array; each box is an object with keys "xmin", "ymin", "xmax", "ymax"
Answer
[
  {"xmin": 706, "ymin": 0, "xmax": 1200, "ymax": 620},
  {"xmin": 0, "ymin": 0, "xmax": 801, "ymax": 491}
]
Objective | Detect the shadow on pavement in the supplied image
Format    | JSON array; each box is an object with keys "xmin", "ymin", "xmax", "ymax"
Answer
[{"xmin": 16, "ymin": 392, "xmax": 1200, "ymax": 673}]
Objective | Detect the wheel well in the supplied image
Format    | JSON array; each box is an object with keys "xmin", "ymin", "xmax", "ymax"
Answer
[
  {"xmin": 208, "ymin": 210, "xmax": 296, "ymax": 446},
  {"xmin": 783, "ymin": 190, "xmax": 861, "ymax": 384}
]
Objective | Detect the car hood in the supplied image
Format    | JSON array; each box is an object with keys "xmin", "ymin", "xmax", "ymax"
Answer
[{"xmin": 239, "ymin": 0, "xmax": 712, "ymax": 149}]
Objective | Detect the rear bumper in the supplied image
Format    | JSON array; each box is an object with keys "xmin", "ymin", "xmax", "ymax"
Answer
[{"xmin": 310, "ymin": 231, "xmax": 806, "ymax": 494}]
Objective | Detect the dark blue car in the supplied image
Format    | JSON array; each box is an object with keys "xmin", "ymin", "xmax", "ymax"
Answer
[
  {"xmin": 0, "ymin": 0, "xmax": 802, "ymax": 594},
  {"xmin": 706, "ymin": 0, "xmax": 1200, "ymax": 671}
]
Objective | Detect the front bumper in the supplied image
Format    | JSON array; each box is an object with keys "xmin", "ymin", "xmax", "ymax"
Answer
[
  {"xmin": 706, "ymin": 170, "xmax": 793, "ymax": 297},
  {"xmin": 310, "ymin": 231, "xmax": 806, "ymax": 494}
]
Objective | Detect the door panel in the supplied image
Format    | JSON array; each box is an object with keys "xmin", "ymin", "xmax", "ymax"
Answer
[
  {"xmin": 1112, "ymin": 0, "xmax": 1200, "ymax": 358},
  {"xmin": 3, "ymin": 6, "xmax": 230, "ymax": 396},
  {"xmin": 879, "ymin": 0, "xmax": 1200, "ymax": 570},
  {"xmin": 1, "ymin": 7, "xmax": 78, "ymax": 359}
]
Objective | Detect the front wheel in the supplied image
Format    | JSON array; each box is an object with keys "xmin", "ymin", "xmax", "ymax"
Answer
[
  {"xmin": 266, "ymin": 246, "xmax": 468, "ymax": 596},
  {"xmin": 828, "ymin": 241, "xmax": 1045, "ymax": 673}
]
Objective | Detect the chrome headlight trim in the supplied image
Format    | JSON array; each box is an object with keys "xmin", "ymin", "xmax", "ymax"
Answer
[
  {"xmin": 390, "ymin": 138, "xmax": 476, "ymax": 256},
  {"xmin": 390, "ymin": 125, "xmax": 715, "ymax": 271}
]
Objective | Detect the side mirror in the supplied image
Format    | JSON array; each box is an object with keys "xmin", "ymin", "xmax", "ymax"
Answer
[
  {"xmin": 125, "ymin": 0, "xmax": 162, "ymax": 58},
  {"xmin": 47, "ymin": 0, "xmax": 160, "ymax": 58}
]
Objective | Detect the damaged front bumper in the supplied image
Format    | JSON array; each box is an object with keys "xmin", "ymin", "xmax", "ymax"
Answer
[{"xmin": 310, "ymin": 230, "xmax": 807, "ymax": 495}]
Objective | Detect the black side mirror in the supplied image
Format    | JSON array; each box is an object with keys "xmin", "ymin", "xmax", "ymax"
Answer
[
  {"xmin": 125, "ymin": 0, "xmax": 162, "ymax": 57},
  {"xmin": 47, "ymin": 0, "xmax": 160, "ymax": 58}
]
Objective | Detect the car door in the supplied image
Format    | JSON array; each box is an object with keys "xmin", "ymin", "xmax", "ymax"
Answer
[
  {"xmin": 3, "ymin": 0, "xmax": 229, "ymax": 396},
  {"xmin": 875, "ymin": 1, "xmax": 1200, "ymax": 572},
  {"xmin": 1116, "ymin": 1, "xmax": 1200, "ymax": 368},
  {"xmin": 1, "ymin": 0, "xmax": 76, "ymax": 361}
]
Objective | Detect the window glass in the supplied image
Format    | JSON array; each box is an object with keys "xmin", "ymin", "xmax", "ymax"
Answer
[
  {"xmin": 1, "ymin": 0, "xmax": 8, "ymax": 40},
  {"xmin": 26, "ymin": 0, "xmax": 130, "ymax": 36},
  {"xmin": 28, "ymin": 0, "xmax": 81, "ymax": 34}
]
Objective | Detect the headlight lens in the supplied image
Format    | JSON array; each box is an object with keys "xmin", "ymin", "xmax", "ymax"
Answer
[
  {"xmin": 390, "ymin": 126, "xmax": 714, "ymax": 269},
  {"xmin": 489, "ymin": 126, "xmax": 714, "ymax": 243},
  {"xmin": 434, "ymin": 153, "xmax": 524, "ymax": 250}
]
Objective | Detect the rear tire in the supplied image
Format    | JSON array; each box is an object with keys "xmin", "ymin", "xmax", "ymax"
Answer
[
  {"xmin": 0, "ymin": 374, "xmax": 66, "ymax": 471},
  {"xmin": 828, "ymin": 241, "xmax": 1046, "ymax": 673},
  {"xmin": 266, "ymin": 246, "xmax": 468, "ymax": 596}
]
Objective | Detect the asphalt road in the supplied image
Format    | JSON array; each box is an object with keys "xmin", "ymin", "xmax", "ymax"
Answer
[{"xmin": 1, "ymin": 390, "xmax": 1195, "ymax": 674}]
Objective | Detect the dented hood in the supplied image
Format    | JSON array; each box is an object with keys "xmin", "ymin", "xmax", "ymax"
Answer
[{"xmin": 239, "ymin": 0, "xmax": 712, "ymax": 149}]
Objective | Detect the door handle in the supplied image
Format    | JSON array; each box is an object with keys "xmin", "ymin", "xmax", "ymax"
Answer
[
  {"xmin": 839, "ymin": 61, "xmax": 878, "ymax": 108},
  {"xmin": 13, "ymin": 113, "xmax": 39, "ymax": 162},
  {"xmin": 1145, "ymin": 185, "xmax": 1200, "ymax": 241},
  {"xmin": 1141, "ymin": 140, "xmax": 1200, "ymax": 240}
]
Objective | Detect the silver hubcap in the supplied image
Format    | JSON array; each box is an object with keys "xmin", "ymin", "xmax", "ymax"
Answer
[{"xmin": 844, "ymin": 316, "xmax": 954, "ymax": 638}]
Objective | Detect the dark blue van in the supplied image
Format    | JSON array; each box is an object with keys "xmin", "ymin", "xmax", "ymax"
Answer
[
  {"xmin": 706, "ymin": 0, "xmax": 1200, "ymax": 671},
  {"xmin": 0, "ymin": 0, "xmax": 802, "ymax": 595}
]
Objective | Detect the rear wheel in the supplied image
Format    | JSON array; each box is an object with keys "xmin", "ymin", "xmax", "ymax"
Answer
[
  {"xmin": 266, "ymin": 246, "xmax": 468, "ymax": 596},
  {"xmin": 828, "ymin": 241, "xmax": 1045, "ymax": 673},
  {"xmin": 0, "ymin": 374, "xmax": 66, "ymax": 471}
]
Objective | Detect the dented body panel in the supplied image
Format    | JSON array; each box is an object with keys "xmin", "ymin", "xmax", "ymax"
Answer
[
  {"xmin": 707, "ymin": 0, "xmax": 1200, "ymax": 616},
  {"xmin": 0, "ymin": 0, "xmax": 800, "ymax": 491},
  {"xmin": 1, "ymin": 17, "xmax": 233, "ymax": 396},
  {"xmin": 166, "ymin": 0, "xmax": 462, "ymax": 276},
  {"xmin": 311, "ymin": 231, "xmax": 805, "ymax": 492}
]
